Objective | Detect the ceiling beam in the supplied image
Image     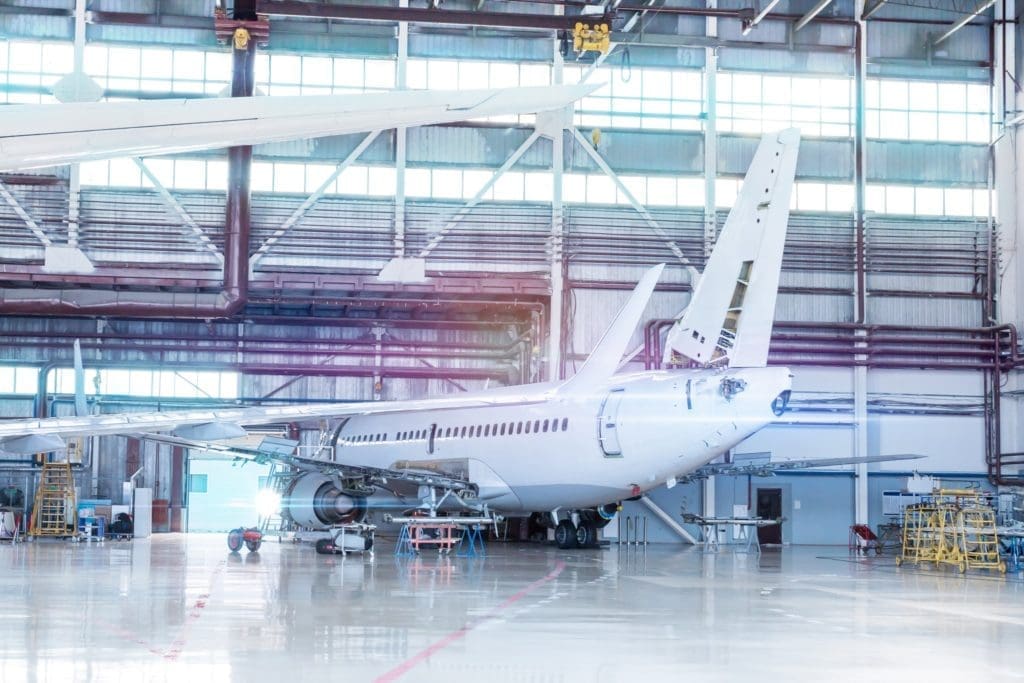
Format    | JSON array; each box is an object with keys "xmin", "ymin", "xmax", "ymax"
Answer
[
  {"xmin": 742, "ymin": 0, "xmax": 782, "ymax": 35},
  {"xmin": 793, "ymin": 0, "xmax": 835, "ymax": 32},
  {"xmin": 933, "ymin": 0, "xmax": 996, "ymax": 45},
  {"xmin": 860, "ymin": 0, "xmax": 887, "ymax": 20}
]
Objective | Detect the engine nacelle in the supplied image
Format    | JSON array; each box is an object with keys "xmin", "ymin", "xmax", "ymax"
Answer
[{"xmin": 283, "ymin": 473, "xmax": 369, "ymax": 529}]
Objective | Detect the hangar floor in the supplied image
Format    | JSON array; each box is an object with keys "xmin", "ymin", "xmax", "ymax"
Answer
[{"xmin": 0, "ymin": 535, "xmax": 1021, "ymax": 681}]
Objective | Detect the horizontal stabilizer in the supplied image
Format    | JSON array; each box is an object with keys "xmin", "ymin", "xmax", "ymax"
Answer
[
  {"xmin": 686, "ymin": 453, "xmax": 925, "ymax": 480},
  {"xmin": 560, "ymin": 263, "xmax": 665, "ymax": 392},
  {"xmin": 0, "ymin": 84, "xmax": 598, "ymax": 172}
]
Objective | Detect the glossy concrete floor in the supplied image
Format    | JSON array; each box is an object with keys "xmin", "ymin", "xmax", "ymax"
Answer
[{"xmin": 0, "ymin": 535, "xmax": 1022, "ymax": 682}]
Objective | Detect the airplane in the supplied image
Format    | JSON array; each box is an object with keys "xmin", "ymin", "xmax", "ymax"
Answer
[{"xmin": 1, "ymin": 123, "xmax": 833, "ymax": 551}]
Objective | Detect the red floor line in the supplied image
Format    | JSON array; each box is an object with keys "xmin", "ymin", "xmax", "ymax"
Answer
[{"xmin": 374, "ymin": 560, "xmax": 567, "ymax": 683}]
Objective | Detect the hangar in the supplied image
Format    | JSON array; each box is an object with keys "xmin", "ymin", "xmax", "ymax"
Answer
[{"xmin": 0, "ymin": 0, "xmax": 1021, "ymax": 679}]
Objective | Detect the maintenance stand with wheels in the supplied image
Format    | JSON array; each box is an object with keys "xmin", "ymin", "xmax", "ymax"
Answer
[{"xmin": 227, "ymin": 527, "xmax": 263, "ymax": 553}]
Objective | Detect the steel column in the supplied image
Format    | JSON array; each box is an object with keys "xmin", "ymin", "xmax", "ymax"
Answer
[{"xmin": 550, "ymin": 27, "xmax": 566, "ymax": 382}]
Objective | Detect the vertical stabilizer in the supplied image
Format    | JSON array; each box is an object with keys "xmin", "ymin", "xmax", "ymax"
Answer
[
  {"xmin": 663, "ymin": 128, "xmax": 800, "ymax": 367},
  {"xmin": 559, "ymin": 263, "xmax": 665, "ymax": 392}
]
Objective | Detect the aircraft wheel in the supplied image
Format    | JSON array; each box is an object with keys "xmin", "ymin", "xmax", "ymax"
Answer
[
  {"xmin": 555, "ymin": 519, "xmax": 577, "ymax": 549},
  {"xmin": 576, "ymin": 521, "xmax": 598, "ymax": 548},
  {"xmin": 315, "ymin": 538, "xmax": 336, "ymax": 555},
  {"xmin": 245, "ymin": 538, "xmax": 262, "ymax": 553},
  {"xmin": 227, "ymin": 528, "xmax": 244, "ymax": 553}
]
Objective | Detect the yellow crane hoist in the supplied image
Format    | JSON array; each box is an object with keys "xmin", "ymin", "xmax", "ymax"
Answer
[{"xmin": 573, "ymin": 22, "xmax": 611, "ymax": 55}]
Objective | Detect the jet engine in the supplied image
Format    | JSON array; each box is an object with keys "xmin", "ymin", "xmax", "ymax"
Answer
[{"xmin": 282, "ymin": 473, "xmax": 369, "ymax": 529}]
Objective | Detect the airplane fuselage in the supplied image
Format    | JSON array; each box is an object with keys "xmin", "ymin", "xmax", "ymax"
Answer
[{"xmin": 330, "ymin": 365, "xmax": 792, "ymax": 513}]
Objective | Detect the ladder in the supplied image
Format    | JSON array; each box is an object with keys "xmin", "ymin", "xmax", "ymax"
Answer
[
  {"xmin": 259, "ymin": 462, "xmax": 299, "ymax": 539},
  {"xmin": 29, "ymin": 461, "xmax": 77, "ymax": 537}
]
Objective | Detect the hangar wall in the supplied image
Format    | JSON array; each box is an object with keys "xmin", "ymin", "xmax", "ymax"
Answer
[{"xmin": 0, "ymin": 0, "xmax": 1018, "ymax": 540}]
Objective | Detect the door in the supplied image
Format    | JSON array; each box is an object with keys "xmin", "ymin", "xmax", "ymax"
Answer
[
  {"xmin": 756, "ymin": 487, "xmax": 783, "ymax": 545},
  {"xmin": 186, "ymin": 457, "xmax": 270, "ymax": 533},
  {"xmin": 427, "ymin": 423, "xmax": 437, "ymax": 454},
  {"xmin": 598, "ymin": 390, "xmax": 625, "ymax": 456}
]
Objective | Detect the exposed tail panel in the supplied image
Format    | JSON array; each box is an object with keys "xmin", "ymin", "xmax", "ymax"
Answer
[
  {"xmin": 663, "ymin": 128, "xmax": 800, "ymax": 368},
  {"xmin": 559, "ymin": 263, "xmax": 665, "ymax": 393},
  {"xmin": 73, "ymin": 339, "xmax": 88, "ymax": 417}
]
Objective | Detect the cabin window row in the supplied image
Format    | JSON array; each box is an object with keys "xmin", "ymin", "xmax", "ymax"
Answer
[
  {"xmin": 344, "ymin": 417, "xmax": 570, "ymax": 445},
  {"xmin": 438, "ymin": 417, "xmax": 570, "ymax": 439}
]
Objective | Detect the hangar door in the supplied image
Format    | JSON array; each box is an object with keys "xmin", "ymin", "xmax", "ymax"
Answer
[{"xmin": 187, "ymin": 456, "xmax": 271, "ymax": 533}]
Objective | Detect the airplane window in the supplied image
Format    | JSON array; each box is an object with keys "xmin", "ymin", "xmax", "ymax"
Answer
[
  {"xmin": 500, "ymin": 423, "xmax": 506, "ymax": 436},
  {"xmin": 561, "ymin": 417, "xmax": 569, "ymax": 431},
  {"xmin": 534, "ymin": 419, "xmax": 541, "ymax": 433},
  {"xmin": 444, "ymin": 427, "xmax": 451, "ymax": 438},
  {"xmin": 484, "ymin": 425, "xmax": 490, "ymax": 437},
  {"xmin": 492, "ymin": 423, "xmax": 498, "ymax": 436},
  {"xmin": 525, "ymin": 421, "xmax": 532, "ymax": 434},
  {"xmin": 460, "ymin": 426, "xmax": 467, "ymax": 438},
  {"xmin": 507, "ymin": 422, "xmax": 514, "ymax": 434},
  {"xmin": 514, "ymin": 422, "xmax": 521, "ymax": 434},
  {"xmin": 476, "ymin": 425, "xmax": 483, "ymax": 437},
  {"xmin": 542, "ymin": 419, "xmax": 549, "ymax": 433}
]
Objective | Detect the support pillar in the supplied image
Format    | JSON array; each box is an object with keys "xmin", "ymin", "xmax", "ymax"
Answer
[
  {"xmin": 224, "ymin": 3, "xmax": 257, "ymax": 312},
  {"xmin": 853, "ymin": 0, "xmax": 869, "ymax": 524},
  {"xmin": 549, "ymin": 30, "xmax": 566, "ymax": 382}
]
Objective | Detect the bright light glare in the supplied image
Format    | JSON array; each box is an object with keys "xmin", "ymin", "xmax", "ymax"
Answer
[{"xmin": 255, "ymin": 489, "xmax": 281, "ymax": 517}]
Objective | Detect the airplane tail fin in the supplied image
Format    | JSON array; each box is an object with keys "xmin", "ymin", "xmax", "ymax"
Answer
[
  {"xmin": 663, "ymin": 128, "xmax": 800, "ymax": 368},
  {"xmin": 73, "ymin": 339, "xmax": 88, "ymax": 417},
  {"xmin": 559, "ymin": 263, "xmax": 665, "ymax": 393}
]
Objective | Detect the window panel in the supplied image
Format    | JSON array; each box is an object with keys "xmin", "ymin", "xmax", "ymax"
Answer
[
  {"xmin": 458, "ymin": 62, "xmax": 489, "ymax": 90},
  {"xmin": 405, "ymin": 168, "xmax": 432, "ymax": 198},
  {"xmin": 524, "ymin": 172, "xmax": 553, "ymax": 202},
  {"xmin": 172, "ymin": 50, "xmax": 203, "ymax": 81},
  {"xmin": 492, "ymin": 172, "xmax": 524, "ymax": 201},
  {"xmin": 619, "ymin": 176, "xmax": 647, "ymax": 205},
  {"xmin": 586, "ymin": 174, "xmax": 615, "ymax": 205},
  {"xmin": 432, "ymin": 168, "xmax": 463, "ymax": 199},
  {"xmin": 338, "ymin": 165, "xmax": 368, "ymax": 195},
  {"xmin": 364, "ymin": 59, "xmax": 394, "ymax": 89},
  {"xmin": 367, "ymin": 167, "xmax": 396, "ymax": 196},
  {"xmin": 302, "ymin": 56, "xmax": 332, "ymax": 86},
  {"xmin": 0, "ymin": 366, "xmax": 16, "ymax": 393},
  {"xmin": 908, "ymin": 81, "xmax": 937, "ymax": 110},
  {"xmin": 944, "ymin": 188, "xmax": 974, "ymax": 216},
  {"xmin": 10, "ymin": 42, "xmax": 42, "ymax": 74},
  {"xmin": 908, "ymin": 111, "xmax": 938, "ymax": 140},
  {"xmin": 677, "ymin": 177, "xmax": 703, "ymax": 207},
  {"xmin": 915, "ymin": 187, "xmax": 944, "ymax": 215},
  {"xmin": 886, "ymin": 185, "xmax": 914, "ymax": 214},
  {"xmin": 334, "ymin": 58, "xmax": 364, "ymax": 87},
  {"xmin": 647, "ymin": 176, "xmax": 676, "ymax": 206}
]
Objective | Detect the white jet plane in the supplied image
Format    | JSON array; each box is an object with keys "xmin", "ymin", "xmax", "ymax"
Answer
[{"xmin": 2, "ymin": 126, "xmax": 851, "ymax": 550}]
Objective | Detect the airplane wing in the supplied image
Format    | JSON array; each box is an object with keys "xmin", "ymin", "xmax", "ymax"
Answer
[
  {"xmin": 681, "ymin": 454, "xmax": 925, "ymax": 481},
  {"xmin": 0, "ymin": 392, "xmax": 542, "ymax": 456},
  {"xmin": 136, "ymin": 433, "xmax": 476, "ymax": 497},
  {"xmin": 0, "ymin": 83, "xmax": 596, "ymax": 172}
]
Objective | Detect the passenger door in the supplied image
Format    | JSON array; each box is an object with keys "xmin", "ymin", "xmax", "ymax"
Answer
[{"xmin": 598, "ymin": 389, "xmax": 625, "ymax": 457}]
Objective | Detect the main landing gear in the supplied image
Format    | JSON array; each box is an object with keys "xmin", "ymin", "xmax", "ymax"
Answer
[
  {"xmin": 554, "ymin": 518, "xmax": 600, "ymax": 549},
  {"xmin": 552, "ymin": 504, "xmax": 619, "ymax": 549}
]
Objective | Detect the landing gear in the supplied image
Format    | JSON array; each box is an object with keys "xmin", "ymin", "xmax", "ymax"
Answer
[
  {"xmin": 575, "ymin": 521, "xmax": 598, "ymax": 548},
  {"xmin": 555, "ymin": 519, "xmax": 577, "ymax": 549}
]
